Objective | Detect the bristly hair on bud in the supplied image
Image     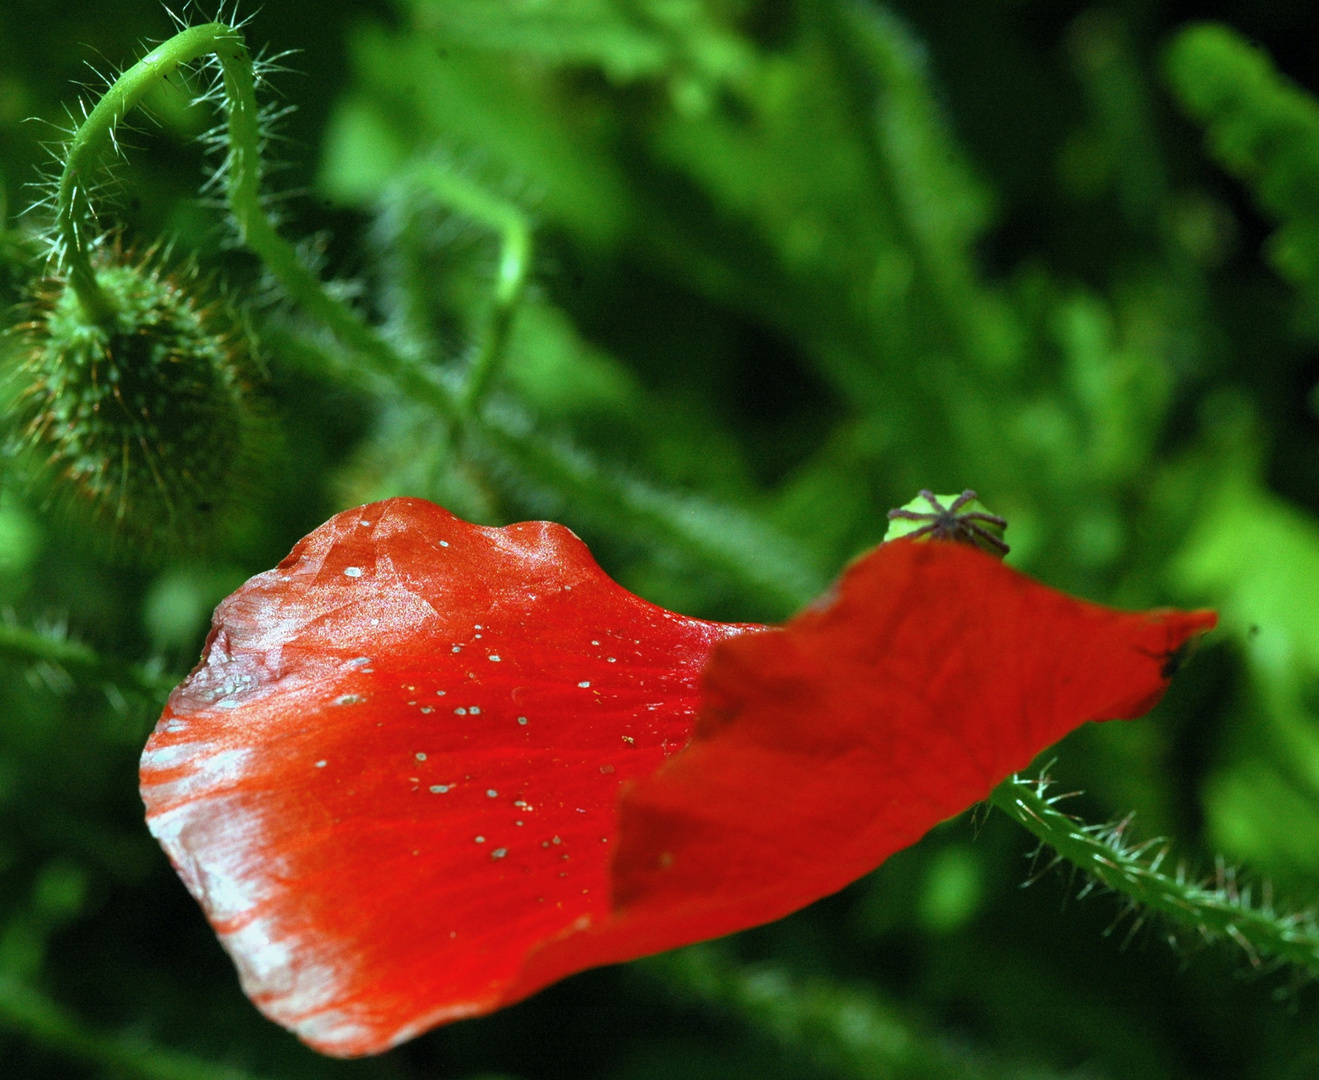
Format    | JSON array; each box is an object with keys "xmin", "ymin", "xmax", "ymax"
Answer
[
  {"xmin": 4, "ymin": 238, "xmax": 255, "ymax": 553},
  {"xmin": 2, "ymin": 9, "xmax": 286, "ymax": 557}
]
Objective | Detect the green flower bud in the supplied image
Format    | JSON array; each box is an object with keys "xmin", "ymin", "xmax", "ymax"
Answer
[
  {"xmin": 7, "ymin": 246, "xmax": 252, "ymax": 552},
  {"xmin": 884, "ymin": 490, "xmax": 1010, "ymax": 557}
]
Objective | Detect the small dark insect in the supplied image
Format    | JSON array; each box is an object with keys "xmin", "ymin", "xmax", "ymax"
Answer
[
  {"xmin": 1161, "ymin": 638, "xmax": 1196, "ymax": 679},
  {"xmin": 886, "ymin": 490, "xmax": 1010, "ymax": 556}
]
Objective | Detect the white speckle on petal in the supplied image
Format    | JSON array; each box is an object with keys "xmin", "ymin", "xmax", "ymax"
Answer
[
  {"xmin": 315, "ymin": 760, "xmax": 327, "ymax": 768},
  {"xmin": 517, "ymin": 716, "xmax": 528, "ymax": 726},
  {"xmin": 469, "ymin": 706, "xmax": 481, "ymax": 715},
  {"xmin": 489, "ymin": 655, "xmax": 501, "ymax": 662},
  {"xmin": 486, "ymin": 789, "xmax": 498, "ymax": 798},
  {"xmin": 455, "ymin": 707, "xmax": 467, "ymax": 716},
  {"xmin": 415, "ymin": 752, "xmax": 427, "ymax": 761},
  {"xmin": 429, "ymin": 785, "xmax": 450, "ymax": 794},
  {"xmin": 474, "ymin": 836, "xmax": 486, "ymax": 844},
  {"xmin": 578, "ymin": 681, "xmax": 591, "ymax": 688},
  {"xmin": 343, "ymin": 566, "xmax": 363, "ymax": 578},
  {"xmin": 140, "ymin": 741, "xmax": 207, "ymax": 771},
  {"xmin": 491, "ymin": 848, "xmax": 508, "ymax": 860}
]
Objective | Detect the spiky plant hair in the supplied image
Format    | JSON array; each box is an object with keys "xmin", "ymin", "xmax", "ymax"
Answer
[{"xmin": 4, "ymin": 6, "xmax": 295, "ymax": 554}]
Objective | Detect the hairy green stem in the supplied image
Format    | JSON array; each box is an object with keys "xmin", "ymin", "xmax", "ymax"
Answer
[
  {"xmin": 401, "ymin": 165, "xmax": 535, "ymax": 412},
  {"xmin": 0, "ymin": 621, "xmax": 97, "ymax": 670},
  {"xmin": 990, "ymin": 774, "xmax": 1319, "ymax": 974},
  {"xmin": 56, "ymin": 24, "xmax": 223, "ymax": 322},
  {"xmin": 66, "ymin": 24, "xmax": 827, "ymax": 613},
  {"xmin": 206, "ymin": 28, "xmax": 457, "ymax": 411},
  {"xmin": 54, "ymin": 22, "xmax": 453, "ymax": 417}
]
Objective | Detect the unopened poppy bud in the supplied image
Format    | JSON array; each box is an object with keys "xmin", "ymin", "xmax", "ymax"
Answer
[
  {"xmin": 884, "ymin": 489, "xmax": 1009, "ymax": 557},
  {"xmin": 7, "ymin": 246, "xmax": 251, "ymax": 550}
]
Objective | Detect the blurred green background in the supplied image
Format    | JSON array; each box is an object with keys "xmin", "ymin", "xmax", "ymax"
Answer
[{"xmin": 2, "ymin": 1, "xmax": 1319, "ymax": 1077}]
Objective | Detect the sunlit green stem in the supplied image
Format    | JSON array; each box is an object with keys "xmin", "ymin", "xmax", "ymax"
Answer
[
  {"xmin": 0, "ymin": 622, "xmax": 97, "ymax": 669},
  {"xmin": 990, "ymin": 774, "xmax": 1319, "ymax": 974},
  {"xmin": 403, "ymin": 165, "xmax": 534, "ymax": 412}
]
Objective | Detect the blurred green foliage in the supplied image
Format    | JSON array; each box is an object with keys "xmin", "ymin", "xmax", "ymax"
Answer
[{"xmin": 2, "ymin": 2, "xmax": 1319, "ymax": 1078}]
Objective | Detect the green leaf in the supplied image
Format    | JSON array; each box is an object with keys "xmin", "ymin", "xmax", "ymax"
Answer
[
  {"xmin": 1168, "ymin": 23, "xmax": 1319, "ymax": 307},
  {"xmin": 409, "ymin": 0, "xmax": 672, "ymax": 80},
  {"xmin": 1173, "ymin": 472, "xmax": 1319, "ymax": 883}
]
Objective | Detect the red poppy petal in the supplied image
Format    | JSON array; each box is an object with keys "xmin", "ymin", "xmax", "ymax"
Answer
[
  {"xmin": 143, "ymin": 503, "xmax": 1217, "ymax": 1057},
  {"xmin": 580, "ymin": 539, "xmax": 1217, "ymax": 960},
  {"xmin": 139, "ymin": 498, "xmax": 758, "ymax": 1056}
]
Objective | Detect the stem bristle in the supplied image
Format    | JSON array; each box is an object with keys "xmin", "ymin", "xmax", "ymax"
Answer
[{"xmin": 991, "ymin": 772, "xmax": 1319, "ymax": 985}]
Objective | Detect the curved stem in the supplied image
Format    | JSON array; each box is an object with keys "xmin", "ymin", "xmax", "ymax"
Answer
[
  {"xmin": 54, "ymin": 21, "xmax": 452, "ymax": 415},
  {"xmin": 401, "ymin": 165, "xmax": 534, "ymax": 413},
  {"xmin": 57, "ymin": 23, "xmax": 230, "ymax": 323},
  {"xmin": 990, "ymin": 774, "xmax": 1319, "ymax": 975},
  {"xmin": 209, "ymin": 34, "xmax": 449, "ymax": 403}
]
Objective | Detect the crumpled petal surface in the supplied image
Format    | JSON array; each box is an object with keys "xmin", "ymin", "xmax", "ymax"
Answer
[
  {"xmin": 600, "ymin": 539, "xmax": 1217, "ymax": 954},
  {"xmin": 140, "ymin": 498, "xmax": 1216, "ymax": 1057}
]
